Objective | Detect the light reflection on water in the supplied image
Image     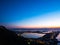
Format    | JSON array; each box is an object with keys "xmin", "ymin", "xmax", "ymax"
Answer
[{"xmin": 21, "ymin": 33, "xmax": 45, "ymax": 38}]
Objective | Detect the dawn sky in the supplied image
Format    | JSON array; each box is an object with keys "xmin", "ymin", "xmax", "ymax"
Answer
[{"xmin": 0, "ymin": 0, "xmax": 60, "ymax": 28}]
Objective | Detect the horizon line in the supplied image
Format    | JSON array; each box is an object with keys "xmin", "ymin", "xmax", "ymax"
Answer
[{"xmin": 7, "ymin": 26, "xmax": 60, "ymax": 28}]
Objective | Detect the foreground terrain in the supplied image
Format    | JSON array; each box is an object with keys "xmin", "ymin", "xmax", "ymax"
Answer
[{"xmin": 0, "ymin": 26, "xmax": 59, "ymax": 45}]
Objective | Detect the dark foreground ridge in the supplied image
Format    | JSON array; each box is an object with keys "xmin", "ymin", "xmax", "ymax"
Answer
[
  {"xmin": 0, "ymin": 26, "xmax": 59, "ymax": 45},
  {"xmin": 0, "ymin": 26, "xmax": 18, "ymax": 45}
]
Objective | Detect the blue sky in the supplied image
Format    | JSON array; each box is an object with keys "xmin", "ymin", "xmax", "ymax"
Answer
[{"xmin": 0, "ymin": 0, "xmax": 60, "ymax": 28}]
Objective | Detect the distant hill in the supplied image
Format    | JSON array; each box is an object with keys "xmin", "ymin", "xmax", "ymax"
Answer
[
  {"xmin": 0, "ymin": 26, "xmax": 18, "ymax": 45},
  {"xmin": 9, "ymin": 28, "xmax": 60, "ymax": 33}
]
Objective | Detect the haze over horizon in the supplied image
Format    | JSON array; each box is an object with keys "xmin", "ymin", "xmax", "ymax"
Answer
[{"xmin": 1, "ymin": 0, "xmax": 60, "ymax": 28}]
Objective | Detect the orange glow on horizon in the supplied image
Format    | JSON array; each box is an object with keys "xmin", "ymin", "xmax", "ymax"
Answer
[{"xmin": 12, "ymin": 25, "xmax": 60, "ymax": 28}]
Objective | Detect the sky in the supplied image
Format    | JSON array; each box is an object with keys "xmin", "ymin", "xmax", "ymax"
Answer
[{"xmin": 0, "ymin": 0, "xmax": 60, "ymax": 28}]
